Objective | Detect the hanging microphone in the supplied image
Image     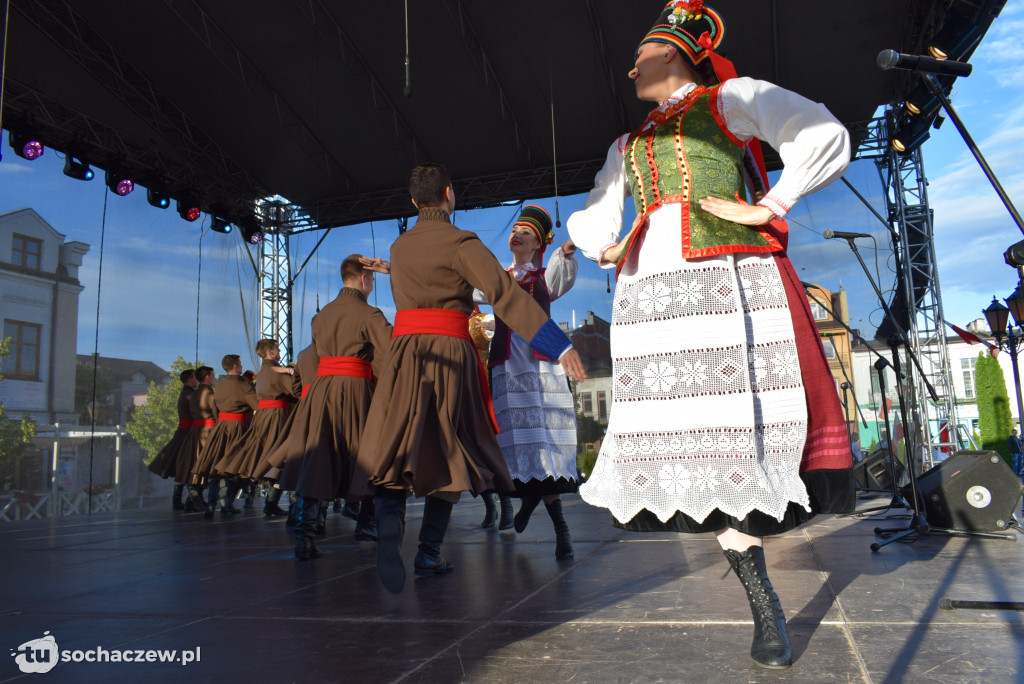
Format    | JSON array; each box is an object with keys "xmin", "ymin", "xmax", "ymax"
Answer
[
  {"xmin": 876, "ymin": 49, "xmax": 972, "ymax": 77},
  {"xmin": 824, "ymin": 229, "xmax": 873, "ymax": 240}
]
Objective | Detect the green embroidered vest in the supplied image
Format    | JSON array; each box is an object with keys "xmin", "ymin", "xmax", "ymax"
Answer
[{"xmin": 624, "ymin": 85, "xmax": 782, "ymax": 258}]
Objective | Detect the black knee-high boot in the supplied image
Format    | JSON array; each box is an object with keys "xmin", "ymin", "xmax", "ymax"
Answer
[
  {"xmin": 723, "ymin": 546, "xmax": 792, "ymax": 669},
  {"xmin": 414, "ymin": 496, "xmax": 455, "ymax": 577},
  {"xmin": 480, "ymin": 492, "xmax": 497, "ymax": 528},
  {"xmin": 316, "ymin": 500, "xmax": 329, "ymax": 534},
  {"xmin": 294, "ymin": 497, "xmax": 322, "ymax": 560},
  {"xmin": 374, "ymin": 490, "xmax": 408, "ymax": 594},
  {"xmin": 172, "ymin": 484, "xmax": 185, "ymax": 511},
  {"xmin": 264, "ymin": 486, "xmax": 286, "ymax": 516},
  {"xmin": 187, "ymin": 485, "xmax": 208, "ymax": 512},
  {"xmin": 544, "ymin": 498, "xmax": 574, "ymax": 560},
  {"xmin": 355, "ymin": 499, "xmax": 378, "ymax": 541},
  {"xmin": 203, "ymin": 477, "xmax": 220, "ymax": 519},
  {"xmin": 513, "ymin": 496, "xmax": 542, "ymax": 533},
  {"xmin": 220, "ymin": 478, "xmax": 242, "ymax": 516},
  {"xmin": 498, "ymin": 494, "xmax": 515, "ymax": 530}
]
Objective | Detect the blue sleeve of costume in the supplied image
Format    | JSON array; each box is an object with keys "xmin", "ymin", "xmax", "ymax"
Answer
[{"xmin": 529, "ymin": 319, "xmax": 572, "ymax": 360}]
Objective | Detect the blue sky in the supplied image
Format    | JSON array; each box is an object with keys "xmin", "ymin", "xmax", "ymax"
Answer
[{"xmin": 2, "ymin": 2, "xmax": 1024, "ymax": 373}]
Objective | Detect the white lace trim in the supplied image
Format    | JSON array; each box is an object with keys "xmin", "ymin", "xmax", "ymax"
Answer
[
  {"xmin": 581, "ymin": 251, "xmax": 811, "ymax": 523},
  {"xmin": 580, "ymin": 421, "xmax": 810, "ymax": 524},
  {"xmin": 492, "ymin": 338, "xmax": 578, "ymax": 483}
]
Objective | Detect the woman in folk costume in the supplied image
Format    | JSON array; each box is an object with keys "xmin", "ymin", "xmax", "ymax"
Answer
[
  {"xmin": 350, "ymin": 163, "xmax": 587, "ymax": 595},
  {"xmin": 475, "ymin": 205, "xmax": 580, "ymax": 559},
  {"xmin": 213, "ymin": 338, "xmax": 300, "ymax": 516},
  {"xmin": 567, "ymin": 1, "xmax": 854, "ymax": 669}
]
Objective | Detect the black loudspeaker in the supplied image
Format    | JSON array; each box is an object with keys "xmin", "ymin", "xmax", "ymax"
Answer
[
  {"xmin": 854, "ymin": 449, "xmax": 898, "ymax": 490},
  {"xmin": 911, "ymin": 451, "xmax": 1024, "ymax": 531}
]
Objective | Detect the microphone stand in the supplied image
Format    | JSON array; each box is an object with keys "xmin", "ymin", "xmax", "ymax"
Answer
[
  {"xmin": 919, "ymin": 74, "xmax": 1024, "ymax": 237},
  {"xmin": 823, "ymin": 236, "xmax": 933, "ymax": 549}
]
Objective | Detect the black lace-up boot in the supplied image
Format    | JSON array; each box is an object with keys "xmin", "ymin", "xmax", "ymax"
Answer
[{"xmin": 723, "ymin": 546, "xmax": 792, "ymax": 669}]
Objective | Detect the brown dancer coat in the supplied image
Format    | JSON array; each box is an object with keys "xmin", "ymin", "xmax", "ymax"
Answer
[
  {"xmin": 192, "ymin": 375, "xmax": 259, "ymax": 483},
  {"xmin": 274, "ymin": 288, "xmax": 392, "ymax": 500},
  {"xmin": 213, "ymin": 361, "xmax": 299, "ymax": 479},
  {"xmin": 351, "ymin": 208, "xmax": 564, "ymax": 498},
  {"xmin": 147, "ymin": 385, "xmax": 195, "ymax": 481}
]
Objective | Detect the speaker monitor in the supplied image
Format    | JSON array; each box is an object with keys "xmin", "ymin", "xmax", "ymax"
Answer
[
  {"xmin": 911, "ymin": 451, "xmax": 1023, "ymax": 531},
  {"xmin": 854, "ymin": 449, "xmax": 893, "ymax": 490}
]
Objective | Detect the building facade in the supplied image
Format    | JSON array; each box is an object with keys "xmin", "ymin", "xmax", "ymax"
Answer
[{"xmin": 0, "ymin": 208, "xmax": 89, "ymax": 426}]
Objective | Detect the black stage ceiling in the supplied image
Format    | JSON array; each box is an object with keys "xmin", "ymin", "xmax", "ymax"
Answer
[{"xmin": 1, "ymin": 1, "xmax": 941, "ymax": 230}]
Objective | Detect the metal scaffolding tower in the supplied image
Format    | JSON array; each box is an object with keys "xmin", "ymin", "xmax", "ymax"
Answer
[
  {"xmin": 256, "ymin": 199, "xmax": 295, "ymax": 362},
  {"xmin": 854, "ymin": 115, "xmax": 959, "ymax": 467}
]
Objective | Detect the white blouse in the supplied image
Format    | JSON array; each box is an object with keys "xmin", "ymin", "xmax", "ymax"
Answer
[
  {"xmin": 567, "ymin": 77, "xmax": 851, "ymax": 266},
  {"xmin": 473, "ymin": 245, "xmax": 578, "ymax": 305}
]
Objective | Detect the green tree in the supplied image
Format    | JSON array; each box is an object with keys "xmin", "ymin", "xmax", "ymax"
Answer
[
  {"xmin": 975, "ymin": 351, "xmax": 1014, "ymax": 468},
  {"xmin": 0, "ymin": 338, "xmax": 37, "ymax": 486},
  {"xmin": 126, "ymin": 357, "xmax": 200, "ymax": 464}
]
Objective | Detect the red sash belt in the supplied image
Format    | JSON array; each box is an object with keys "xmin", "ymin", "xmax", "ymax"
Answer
[
  {"xmin": 317, "ymin": 356, "xmax": 374, "ymax": 381},
  {"xmin": 258, "ymin": 399, "xmax": 290, "ymax": 409},
  {"xmin": 194, "ymin": 419, "xmax": 216, "ymax": 428},
  {"xmin": 218, "ymin": 412, "xmax": 248, "ymax": 422},
  {"xmin": 178, "ymin": 418, "xmax": 193, "ymax": 429},
  {"xmin": 393, "ymin": 309, "xmax": 499, "ymax": 434},
  {"xmin": 301, "ymin": 385, "xmax": 310, "ymax": 400}
]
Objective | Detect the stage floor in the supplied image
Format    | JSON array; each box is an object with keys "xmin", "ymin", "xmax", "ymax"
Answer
[{"xmin": 3, "ymin": 492, "xmax": 1023, "ymax": 683}]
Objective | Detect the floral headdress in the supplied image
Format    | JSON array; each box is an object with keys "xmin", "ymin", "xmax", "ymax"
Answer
[{"xmin": 640, "ymin": 1, "xmax": 726, "ymax": 70}]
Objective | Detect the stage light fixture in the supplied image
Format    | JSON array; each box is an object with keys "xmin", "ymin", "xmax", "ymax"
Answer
[
  {"xmin": 177, "ymin": 199, "xmax": 201, "ymax": 222},
  {"xmin": 902, "ymin": 81, "xmax": 944, "ymax": 120},
  {"xmin": 146, "ymin": 187, "xmax": 170, "ymax": 209},
  {"xmin": 105, "ymin": 170, "xmax": 134, "ymax": 196},
  {"xmin": 891, "ymin": 116, "xmax": 934, "ymax": 155},
  {"xmin": 63, "ymin": 156, "xmax": 94, "ymax": 181},
  {"xmin": 237, "ymin": 216, "xmax": 263, "ymax": 245},
  {"xmin": 8, "ymin": 131, "xmax": 44, "ymax": 160},
  {"xmin": 927, "ymin": 18, "xmax": 983, "ymax": 62},
  {"xmin": 210, "ymin": 216, "xmax": 232, "ymax": 234}
]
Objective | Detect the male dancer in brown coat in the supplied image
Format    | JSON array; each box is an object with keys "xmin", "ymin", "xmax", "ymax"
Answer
[
  {"xmin": 180, "ymin": 366, "xmax": 217, "ymax": 511},
  {"xmin": 352, "ymin": 163, "xmax": 587, "ymax": 593},
  {"xmin": 276, "ymin": 255, "xmax": 392, "ymax": 558},
  {"xmin": 194, "ymin": 354, "xmax": 259, "ymax": 517},
  {"xmin": 148, "ymin": 368, "xmax": 197, "ymax": 511}
]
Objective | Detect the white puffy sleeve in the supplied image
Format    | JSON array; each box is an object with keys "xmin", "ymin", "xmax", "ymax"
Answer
[
  {"xmin": 472, "ymin": 288, "xmax": 488, "ymax": 306},
  {"xmin": 567, "ymin": 134, "xmax": 631, "ymax": 269},
  {"xmin": 719, "ymin": 77, "xmax": 850, "ymax": 218},
  {"xmin": 544, "ymin": 246, "xmax": 578, "ymax": 301}
]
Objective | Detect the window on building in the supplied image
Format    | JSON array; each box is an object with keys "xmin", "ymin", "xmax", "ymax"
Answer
[
  {"xmin": 961, "ymin": 357, "xmax": 977, "ymax": 399},
  {"xmin": 822, "ymin": 337, "xmax": 837, "ymax": 359},
  {"xmin": 809, "ymin": 301, "xmax": 828, "ymax": 321},
  {"xmin": 582, "ymin": 392, "xmax": 593, "ymax": 416},
  {"xmin": 597, "ymin": 391, "xmax": 608, "ymax": 422},
  {"xmin": 2, "ymin": 320, "xmax": 42, "ymax": 379},
  {"xmin": 12, "ymin": 234, "xmax": 42, "ymax": 270}
]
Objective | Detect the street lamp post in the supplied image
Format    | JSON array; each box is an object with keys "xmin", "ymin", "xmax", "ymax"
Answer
[{"xmin": 983, "ymin": 288, "xmax": 1024, "ymax": 432}]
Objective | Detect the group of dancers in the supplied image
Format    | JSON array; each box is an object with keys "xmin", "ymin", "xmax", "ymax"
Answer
[{"xmin": 150, "ymin": 2, "xmax": 859, "ymax": 669}]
